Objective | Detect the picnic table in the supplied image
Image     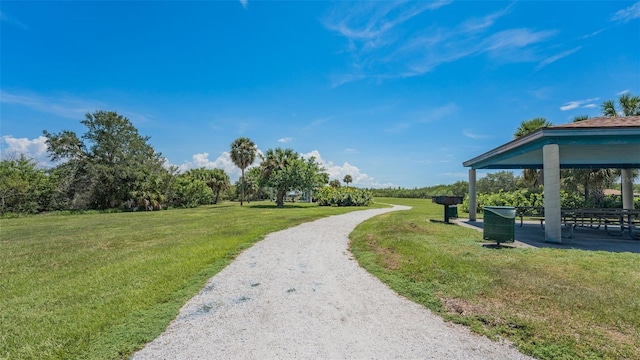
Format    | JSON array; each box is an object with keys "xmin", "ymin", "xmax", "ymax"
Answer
[{"xmin": 514, "ymin": 206, "xmax": 640, "ymax": 240}]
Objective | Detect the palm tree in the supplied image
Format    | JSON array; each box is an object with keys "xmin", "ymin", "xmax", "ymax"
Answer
[
  {"xmin": 513, "ymin": 117, "xmax": 552, "ymax": 138},
  {"xmin": 602, "ymin": 93, "xmax": 640, "ymax": 117},
  {"xmin": 514, "ymin": 117, "xmax": 553, "ymax": 187},
  {"xmin": 209, "ymin": 168, "xmax": 230, "ymax": 204},
  {"xmin": 260, "ymin": 148, "xmax": 298, "ymax": 207},
  {"xmin": 343, "ymin": 174, "xmax": 353, "ymax": 188},
  {"xmin": 230, "ymin": 137, "xmax": 257, "ymax": 206}
]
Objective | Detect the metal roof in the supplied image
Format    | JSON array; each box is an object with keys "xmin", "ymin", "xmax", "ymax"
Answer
[{"xmin": 463, "ymin": 117, "xmax": 640, "ymax": 170}]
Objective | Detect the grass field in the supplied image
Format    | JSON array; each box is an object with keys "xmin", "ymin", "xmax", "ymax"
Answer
[
  {"xmin": 351, "ymin": 197, "xmax": 640, "ymax": 360},
  {"xmin": 0, "ymin": 201, "xmax": 382, "ymax": 360}
]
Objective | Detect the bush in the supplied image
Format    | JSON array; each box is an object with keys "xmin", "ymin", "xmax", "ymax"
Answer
[
  {"xmin": 315, "ymin": 187, "xmax": 372, "ymax": 207},
  {"xmin": 459, "ymin": 188, "xmax": 629, "ymax": 214}
]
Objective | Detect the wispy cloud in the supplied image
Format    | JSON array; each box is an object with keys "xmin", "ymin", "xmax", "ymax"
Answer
[
  {"xmin": 461, "ymin": 4, "xmax": 514, "ymax": 32},
  {"xmin": 323, "ymin": 2, "xmax": 558, "ymax": 85},
  {"xmin": 536, "ymin": 46, "xmax": 582, "ymax": 70},
  {"xmin": 611, "ymin": 2, "xmax": 640, "ymax": 23},
  {"xmin": 278, "ymin": 137, "xmax": 293, "ymax": 143},
  {"xmin": 0, "ymin": 90, "xmax": 102, "ymax": 119},
  {"xmin": 344, "ymin": 148, "xmax": 359, "ymax": 154},
  {"xmin": 581, "ymin": 29, "xmax": 604, "ymax": 39},
  {"xmin": 0, "ymin": 11, "xmax": 29, "ymax": 30},
  {"xmin": 302, "ymin": 116, "xmax": 332, "ymax": 131},
  {"xmin": 0, "ymin": 90, "xmax": 152, "ymax": 125},
  {"xmin": 559, "ymin": 97, "xmax": 600, "ymax": 111},
  {"xmin": 238, "ymin": 0, "xmax": 248, "ymax": 10},
  {"xmin": 463, "ymin": 129, "xmax": 489, "ymax": 140},
  {"xmin": 616, "ymin": 89, "xmax": 630, "ymax": 96},
  {"xmin": 385, "ymin": 102, "xmax": 457, "ymax": 133}
]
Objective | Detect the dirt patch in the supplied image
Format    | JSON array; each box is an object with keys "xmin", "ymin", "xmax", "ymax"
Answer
[{"xmin": 365, "ymin": 234, "xmax": 401, "ymax": 270}]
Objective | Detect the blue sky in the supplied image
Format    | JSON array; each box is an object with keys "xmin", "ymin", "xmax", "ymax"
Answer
[{"xmin": 1, "ymin": 1, "xmax": 639, "ymax": 188}]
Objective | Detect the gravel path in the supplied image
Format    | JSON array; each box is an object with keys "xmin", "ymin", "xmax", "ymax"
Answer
[{"xmin": 133, "ymin": 206, "xmax": 533, "ymax": 359}]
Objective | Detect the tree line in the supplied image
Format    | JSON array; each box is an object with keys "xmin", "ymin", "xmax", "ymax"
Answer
[{"xmin": 0, "ymin": 111, "xmax": 348, "ymax": 215}]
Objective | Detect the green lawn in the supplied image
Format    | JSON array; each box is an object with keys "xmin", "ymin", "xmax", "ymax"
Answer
[
  {"xmin": 351, "ymin": 197, "xmax": 640, "ymax": 360},
  {"xmin": 0, "ymin": 201, "xmax": 381, "ymax": 360}
]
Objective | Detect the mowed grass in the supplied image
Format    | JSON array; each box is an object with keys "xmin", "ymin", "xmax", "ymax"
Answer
[
  {"xmin": 0, "ymin": 201, "xmax": 383, "ymax": 360},
  {"xmin": 352, "ymin": 197, "xmax": 640, "ymax": 360}
]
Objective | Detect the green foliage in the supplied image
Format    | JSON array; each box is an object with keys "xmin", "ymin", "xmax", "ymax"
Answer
[
  {"xmin": 476, "ymin": 171, "xmax": 521, "ymax": 193},
  {"xmin": 369, "ymin": 181, "xmax": 468, "ymax": 199},
  {"xmin": 315, "ymin": 186, "xmax": 372, "ymax": 206},
  {"xmin": 260, "ymin": 148, "xmax": 326, "ymax": 207},
  {"xmin": 43, "ymin": 111, "xmax": 170, "ymax": 210},
  {"xmin": 602, "ymin": 93, "xmax": 640, "ymax": 117},
  {"xmin": 352, "ymin": 197, "xmax": 640, "ymax": 360},
  {"xmin": 513, "ymin": 117, "xmax": 552, "ymax": 138},
  {"xmin": 459, "ymin": 188, "xmax": 627, "ymax": 214},
  {"xmin": 185, "ymin": 168, "xmax": 230, "ymax": 204},
  {"xmin": 343, "ymin": 174, "xmax": 352, "ymax": 187},
  {"xmin": 329, "ymin": 179, "xmax": 341, "ymax": 188},
  {"xmin": 170, "ymin": 175, "xmax": 213, "ymax": 208},
  {"xmin": 0, "ymin": 156, "xmax": 54, "ymax": 214}
]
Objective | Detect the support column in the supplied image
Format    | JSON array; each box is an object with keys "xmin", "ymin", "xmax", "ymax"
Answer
[
  {"xmin": 622, "ymin": 169, "xmax": 635, "ymax": 210},
  {"xmin": 469, "ymin": 169, "xmax": 477, "ymax": 221},
  {"xmin": 543, "ymin": 144, "xmax": 561, "ymax": 243}
]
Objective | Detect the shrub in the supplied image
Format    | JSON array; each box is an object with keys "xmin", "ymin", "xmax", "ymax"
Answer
[{"xmin": 315, "ymin": 186, "xmax": 372, "ymax": 207}]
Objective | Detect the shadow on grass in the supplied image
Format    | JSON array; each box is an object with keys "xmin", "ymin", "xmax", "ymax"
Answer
[{"xmin": 249, "ymin": 204, "xmax": 315, "ymax": 209}]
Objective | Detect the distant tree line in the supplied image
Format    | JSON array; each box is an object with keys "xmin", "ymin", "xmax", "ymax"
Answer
[{"xmin": 0, "ymin": 110, "xmax": 336, "ymax": 215}]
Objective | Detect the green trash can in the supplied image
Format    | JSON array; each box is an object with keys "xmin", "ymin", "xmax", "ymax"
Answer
[
  {"xmin": 483, "ymin": 206, "xmax": 515, "ymax": 244},
  {"xmin": 447, "ymin": 205, "xmax": 458, "ymax": 219}
]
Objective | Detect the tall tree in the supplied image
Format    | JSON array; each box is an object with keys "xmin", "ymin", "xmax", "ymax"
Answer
[
  {"xmin": 602, "ymin": 93, "xmax": 640, "ymax": 117},
  {"xmin": 230, "ymin": 137, "xmax": 257, "ymax": 206},
  {"xmin": 514, "ymin": 117, "xmax": 553, "ymax": 187},
  {"xmin": 343, "ymin": 174, "xmax": 353, "ymax": 188},
  {"xmin": 44, "ymin": 111, "xmax": 169, "ymax": 210},
  {"xmin": 186, "ymin": 168, "xmax": 230, "ymax": 204},
  {"xmin": 260, "ymin": 148, "xmax": 304, "ymax": 207}
]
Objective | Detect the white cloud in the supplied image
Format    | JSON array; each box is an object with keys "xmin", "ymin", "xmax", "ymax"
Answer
[
  {"xmin": 482, "ymin": 28, "xmax": 556, "ymax": 52},
  {"xmin": 583, "ymin": 104, "xmax": 598, "ymax": 109},
  {"xmin": 1, "ymin": 135, "xmax": 52, "ymax": 168},
  {"xmin": 463, "ymin": 129, "xmax": 488, "ymax": 140},
  {"xmin": 560, "ymin": 97, "xmax": 600, "ymax": 111},
  {"xmin": 278, "ymin": 137, "xmax": 293, "ymax": 143},
  {"xmin": 171, "ymin": 149, "xmax": 264, "ymax": 181},
  {"xmin": 616, "ymin": 89, "xmax": 630, "ymax": 96},
  {"xmin": 239, "ymin": 0, "xmax": 248, "ymax": 9},
  {"xmin": 611, "ymin": 2, "xmax": 640, "ymax": 23},
  {"xmin": 301, "ymin": 150, "xmax": 392, "ymax": 188},
  {"xmin": 461, "ymin": 4, "xmax": 513, "ymax": 32},
  {"xmin": 344, "ymin": 148, "xmax": 358, "ymax": 154},
  {"xmin": 535, "ymin": 46, "xmax": 582, "ymax": 70}
]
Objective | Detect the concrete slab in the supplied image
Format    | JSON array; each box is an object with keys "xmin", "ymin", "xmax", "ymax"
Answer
[{"xmin": 454, "ymin": 219, "xmax": 640, "ymax": 254}]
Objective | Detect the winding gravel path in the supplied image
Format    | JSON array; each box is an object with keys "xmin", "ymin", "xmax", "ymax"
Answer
[{"xmin": 133, "ymin": 206, "xmax": 533, "ymax": 359}]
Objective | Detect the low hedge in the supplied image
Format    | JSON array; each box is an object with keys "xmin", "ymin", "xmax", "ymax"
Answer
[{"xmin": 315, "ymin": 187, "xmax": 372, "ymax": 207}]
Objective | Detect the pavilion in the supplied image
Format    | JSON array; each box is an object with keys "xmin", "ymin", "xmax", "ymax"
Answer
[{"xmin": 463, "ymin": 116, "xmax": 640, "ymax": 243}]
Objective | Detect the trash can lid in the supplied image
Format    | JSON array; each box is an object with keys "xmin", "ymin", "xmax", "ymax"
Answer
[{"xmin": 483, "ymin": 206, "xmax": 516, "ymax": 218}]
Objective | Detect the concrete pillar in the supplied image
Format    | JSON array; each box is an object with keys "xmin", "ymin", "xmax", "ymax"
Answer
[
  {"xmin": 622, "ymin": 169, "xmax": 635, "ymax": 210},
  {"xmin": 543, "ymin": 144, "xmax": 562, "ymax": 243},
  {"xmin": 469, "ymin": 169, "xmax": 477, "ymax": 221}
]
